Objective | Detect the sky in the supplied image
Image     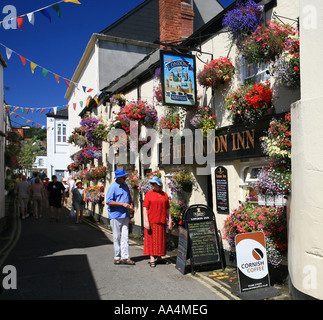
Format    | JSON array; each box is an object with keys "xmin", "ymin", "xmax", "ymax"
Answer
[{"xmin": 1, "ymin": 0, "xmax": 235, "ymax": 129}]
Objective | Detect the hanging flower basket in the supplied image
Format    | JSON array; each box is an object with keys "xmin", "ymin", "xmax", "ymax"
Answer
[
  {"xmin": 169, "ymin": 170, "xmax": 195, "ymax": 194},
  {"xmin": 86, "ymin": 185, "xmax": 105, "ymax": 204},
  {"xmin": 222, "ymin": 0, "xmax": 263, "ymax": 42},
  {"xmin": 261, "ymin": 112, "xmax": 291, "ymax": 166},
  {"xmin": 190, "ymin": 106, "xmax": 217, "ymax": 137},
  {"xmin": 116, "ymin": 100, "xmax": 158, "ymax": 131},
  {"xmin": 158, "ymin": 112, "xmax": 180, "ymax": 133},
  {"xmin": 80, "ymin": 117, "xmax": 108, "ymax": 146},
  {"xmin": 197, "ymin": 57, "xmax": 235, "ymax": 90},
  {"xmin": 238, "ymin": 21, "xmax": 295, "ymax": 65},
  {"xmin": 272, "ymin": 33, "xmax": 300, "ymax": 89},
  {"xmin": 224, "ymin": 81, "xmax": 272, "ymax": 125},
  {"xmin": 110, "ymin": 93, "xmax": 126, "ymax": 107}
]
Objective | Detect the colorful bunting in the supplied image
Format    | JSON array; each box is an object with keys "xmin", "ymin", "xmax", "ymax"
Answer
[
  {"xmin": 52, "ymin": 4, "xmax": 62, "ymax": 18},
  {"xmin": 19, "ymin": 55, "xmax": 26, "ymax": 66},
  {"xmin": 30, "ymin": 62, "xmax": 38, "ymax": 74},
  {"xmin": 40, "ymin": 9, "xmax": 52, "ymax": 23},
  {"xmin": 0, "ymin": 1, "xmax": 81, "ymax": 30},
  {"xmin": 17, "ymin": 16, "xmax": 23, "ymax": 31},
  {"xmin": 64, "ymin": 0, "xmax": 81, "ymax": 4},
  {"xmin": 0, "ymin": 42, "xmax": 95, "ymax": 92},
  {"xmin": 42, "ymin": 69, "xmax": 49, "ymax": 78},
  {"xmin": 27, "ymin": 12, "xmax": 35, "ymax": 25},
  {"xmin": 5, "ymin": 47, "xmax": 12, "ymax": 60},
  {"xmin": 64, "ymin": 79, "xmax": 70, "ymax": 87}
]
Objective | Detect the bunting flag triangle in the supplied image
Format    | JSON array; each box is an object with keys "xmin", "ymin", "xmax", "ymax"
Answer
[
  {"xmin": 64, "ymin": 0, "xmax": 81, "ymax": 4},
  {"xmin": 27, "ymin": 12, "xmax": 35, "ymax": 25},
  {"xmin": 53, "ymin": 107, "xmax": 57, "ymax": 115},
  {"xmin": 52, "ymin": 4, "xmax": 62, "ymax": 18},
  {"xmin": 73, "ymin": 103, "xmax": 76, "ymax": 110},
  {"xmin": 17, "ymin": 16, "xmax": 23, "ymax": 30},
  {"xmin": 15, "ymin": 114, "xmax": 20, "ymax": 118},
  {"xmin": 87, "ymin": 88, "xmax": 93, "ymax": 93},
  {"xmin": 6, "ymin": 47, "xmax": 12, "ymax": 60},
  {"xmin": 82, "ymin": 86, "xmax": 87, "ymax": 93},
  {"xmin": 94, "ymin": 96, "xmax": 99, "ymax": 104},
  {"xmin": 42, "ymin": 68, "xmax": 49, "ymax": 78},
  {"xmin": 21, "ymin": 108, "xmax": 25, "ymax": 113},
  {"xmin": 40, "ymin": 108, "xmax": 45, "ymax": 114},
  {"xmin": 14, "ymin": 107, "xmax": 19, "ymax": 112},
  {"xmin": 30, "ymin": 62, "xmax": 37, "ymax": 74},
  {"xmin": 40, "ymin": 9, "xmax": 51, "ymax": 23},
  {"xmin": 31, "ymin": 108, "xmax": 34, "ymax": 113},
  {"xmin": 80, "ymin": 101, "xmax": 83, "ymax": 108},
  {"xmin": 36, "ymin": 124, "xmax": 40, "ymax": 128},
  {"xmin": 10, "ymin": 112, "xmax": 14, "ymax": 116},
  {"xmin": 26, "ymin": 108, "xmax": 29, "ymax": 114},
  {"xmin": 64, "ymin": 79, "xmax": 70, "ymax": 87},
  {"xmin": 54, "ymin": 74, "xmax": 60, "ymax": 83},
  {"xmin": 27, "ymin": 120, "xmax": 30, "ymax": 124},
  {"xmin": 19, "ymin": 55, "xmax": 26, "ymax": 66}
]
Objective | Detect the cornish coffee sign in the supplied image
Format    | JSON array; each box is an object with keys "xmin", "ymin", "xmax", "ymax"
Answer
[
  {"xmin": 160, "ymin": 50, "xmax": 197, "ymax": 108},
  {"xmin": 235, "ymin": 232, "xmax": 270, "ymax": 293}
]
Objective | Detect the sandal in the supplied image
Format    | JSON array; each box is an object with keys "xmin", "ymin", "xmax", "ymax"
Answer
[
  {"xmin": 149, "ymin": 261, "xmax": 156, "ymax": 268},
  {"xmin": 120, "ymin": 259, "xmax": 136, "ymax": 265},
  {"xmin": 114, "ymin": 259, "xmax": 121, "ymax": 265}
]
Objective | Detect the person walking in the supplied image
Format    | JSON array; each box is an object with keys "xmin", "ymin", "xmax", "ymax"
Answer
[
  {"xmin": 47, "ymin": 175, "xmax": 65, "ymax": 223},
  {"xmin": 62, "ymin": 180, "xmax": 69, "ymax": 207},
  {"xmin": 106, "ymin": 168, "xmax": 135, "ymax": 266},
  {"xmin": 143, "ymin": 176, "xmax": 172, "ymax": 268},
  {"xmin": 72, "ymin": 180, "xmax": 86, "ymax": 224},
  {"xmin": 28, "ymin": 178, "xmax": 44, "ymax": 219},
  {"xmin": 15, "ymin": 175, "xmax": 30, "ymax": 219}
]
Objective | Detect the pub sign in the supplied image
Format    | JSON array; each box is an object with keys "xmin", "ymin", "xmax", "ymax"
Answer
[{"xmin": 160, "ymin": 50, "xmax": 197, "ymax": 108}]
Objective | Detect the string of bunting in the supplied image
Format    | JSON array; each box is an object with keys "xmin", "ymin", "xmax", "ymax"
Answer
[
  {"xmin": 6, "ymin": 107, "xmax": 49, "ymax": 130},
  {"xmin": 0, "ymin": 0, "xmax": 81, "ymax": 30},
  {"xmin": 0, "ymin": 42, "xmax": 95, "ymax": 93}
]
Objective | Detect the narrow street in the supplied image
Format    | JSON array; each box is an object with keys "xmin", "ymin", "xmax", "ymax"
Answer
[{"xmin": 0, "ymin": 203, "xmax": 227, "ymax": 301}]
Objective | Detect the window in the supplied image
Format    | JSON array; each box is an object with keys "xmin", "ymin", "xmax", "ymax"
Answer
[
  {"xmin": 242, "ymin": 59, "xmax": 270, "ymax": 85},
  {"xmin": 240, "ymin": 165, "xmax": 264, "ymax": 204},
  {"xmin": 57, "ymin": 123, "xmax": 67, "ymax": 143}
]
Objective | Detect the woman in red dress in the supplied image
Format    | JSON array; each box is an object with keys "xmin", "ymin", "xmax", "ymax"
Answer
[{"xmin": 143, "ymin": 176, "xmax": 172, "ymax": 268}]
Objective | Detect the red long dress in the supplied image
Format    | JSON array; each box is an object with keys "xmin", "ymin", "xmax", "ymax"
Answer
[{"xmin": 143, "ymin": 190, "xmax": 170, "ymax": 256}]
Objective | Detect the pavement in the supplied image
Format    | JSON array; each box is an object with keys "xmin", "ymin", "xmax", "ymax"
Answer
[{"xmin": 0, "ymin": 197, "xmax": 290, "ymax": 301}]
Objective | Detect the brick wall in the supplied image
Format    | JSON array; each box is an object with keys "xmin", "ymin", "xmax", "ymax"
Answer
[{"xmin": 159, "ymin": 0, "xmax": 194, "ymax": 48}]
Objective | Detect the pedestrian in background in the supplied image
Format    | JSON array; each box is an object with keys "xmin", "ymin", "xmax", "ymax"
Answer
[
  {"xmin": 16, "ymin": 175, "xmax": 30, "ymax": 220},
  {"xmin": 29, "ymin": 178, "xmax": 44, "ymax": 219},
  {"xmin": 62, "ymin": 180, "xmax": 69, "ymax": 207},
  {"xmin": 72, "ymin": 180, "xmax": 86, "ymax": 224},
  {"xmin": 47, "ymin": 175, "xmax": 65, "ymax": 223},
  {"xmin": 143, "ymin": 176, "xmax": 172, "ymax": 268},
  {"xmin": 106, "ymin": 168, "xmax": 135, "ymax": 265},
  {"xmin": 43, "ymin": 177, "xmax": 50, "ymax": 208}
]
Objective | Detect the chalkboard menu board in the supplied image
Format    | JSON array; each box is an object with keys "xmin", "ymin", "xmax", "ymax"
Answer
[
  {"xmin": 215, "ymin": 166, "xmax": 229, "ymax": 214},
  {"xmin": 183, "ymin": 205, "xmax": 225, "ymax": 274},
  {"xmin": 175, "ymin": 227, "xmax": 188, "ymax": 275}
]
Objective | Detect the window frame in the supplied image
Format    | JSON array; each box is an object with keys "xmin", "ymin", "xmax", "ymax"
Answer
[{"xmin": 56, "ymin": 122, "xmax": 67, "ymax": 144}]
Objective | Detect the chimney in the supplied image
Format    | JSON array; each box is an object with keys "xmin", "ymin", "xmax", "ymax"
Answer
[{"xmin": 159, "ymin": 0, "xmax": 194, "ymax": 49}]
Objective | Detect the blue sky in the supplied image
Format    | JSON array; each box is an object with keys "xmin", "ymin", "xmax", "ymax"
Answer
[{"xmin": 1, "ymin": 0, "xmax": 235, "ymax": 128}]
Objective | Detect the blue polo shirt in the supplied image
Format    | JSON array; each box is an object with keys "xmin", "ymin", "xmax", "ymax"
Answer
[{"xmin": 106, "ymin": 181, "xmax": 132, "ymax": 219}]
